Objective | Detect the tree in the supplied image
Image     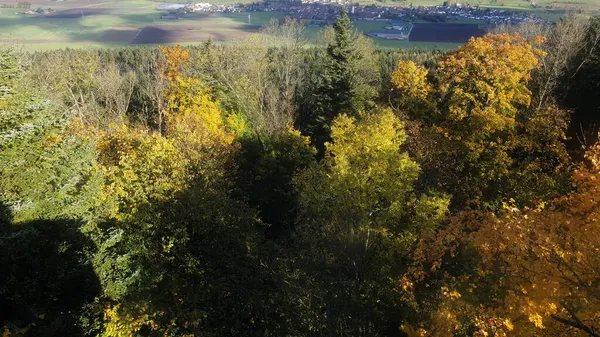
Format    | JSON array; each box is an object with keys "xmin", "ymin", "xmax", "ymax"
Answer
[
  {"xmin": 0, "ymin": 46, "xmax": 101, "ymax": 337},
  {"xmin": 400, "ymin": 142, "xmax": 600, "ymax": 337},
  {"xmin": 0, "ymin": 47, "xmax": 101, "ymax": 223},
  {"xmin": 234, "ymin": 128, "xmax": 316, "ymax": 239},
  {"xmin": 436, "ymin": 33, "xmax": 543, "ymax": 141},
  {"xmin": 494, "ymin": 16, "xmax": 592, "ymax": 113},
  {"xmin": 306, "ymin": 7, "xmax": 379, "ymax": 154},
  {"xmin": 391, "ymin": 33, "xmax": 570, "ymax": 211},
  {"xmin": 0, "ymin": 47, "xmax": 22, "ymax": 104},
  {"xmin": 90, "ymin": 46, "xmax": 276, "ymax": 337},
  {"xmin": 563, "ymin": 16, "xmax": 600, "ymax": 150},
  {"xmin": 293, "ymin": 109, "xmax": 449, "ymax": 336},
  {"xmin": 193, "ymin": 25, "xmax": 305, "ymax": 141},
  {"xmin": 390, "ymin": 60, "xmax": 433, "ymax": 118},
  {"xmin": 320, "ymin": 7, "xmax": 354, "ymax": 118},
  {"xmin": 0, "ymin": 218, "xmax": 100, "ymax": 337},
  {"xmin": 259, "ymin": 17, "xmax": 307, "ymax": 137}
]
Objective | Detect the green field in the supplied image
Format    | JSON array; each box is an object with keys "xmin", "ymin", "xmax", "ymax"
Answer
[
  {"xmin": 0, "ymin": 0, "xmax": 595, "ymax": 51},
  {"xmin": 0, "ymin": 0, "xmax": 475, "ymax": 50},
  {"xmin": 0, "ymin": 3, "xmax": 280, "ymax": 36}
]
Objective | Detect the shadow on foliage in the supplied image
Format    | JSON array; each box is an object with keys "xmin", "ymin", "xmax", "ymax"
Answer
[
  {"xmin": 233, "ymin": 135, "xmax": 316, "ymax": 241},
  {"xmin": 0, "ymin": 201, "xmax": 101, "ymax": 336}
]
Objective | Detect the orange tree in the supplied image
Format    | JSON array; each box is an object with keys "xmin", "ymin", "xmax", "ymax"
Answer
[{"xmin": 399, "ymin": 142, "xmax": 600, "ymax": 337}]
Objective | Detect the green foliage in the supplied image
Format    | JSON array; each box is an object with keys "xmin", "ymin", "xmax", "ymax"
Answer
[
  {"xmin": 0, "ymin": 29, "xmax": 593, "ymax": 337},
  {"xmin": 0, "ymin": 47, "xmax": 22, "ymax": 103},
  {"xmin": 234, "ymin": 129, "xmax": 316, "ymax": 238},
  {"xmin": 0, "ymin": 218, "xmax": 100, "ymax": 336},
  {"xmin": 0, "ymin": 47, "xmax": 101, "ymax": 223},
  {"xmin": 305, "ymin": 8, "xmax": 380, "ymax": 154}
]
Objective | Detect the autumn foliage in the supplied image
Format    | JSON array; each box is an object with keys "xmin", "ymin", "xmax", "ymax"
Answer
[
  {"xmin": 2, "ymin": 16, "xmax": 600, "ymax": 337},
  {"xmin": 437, "ymin": 34, "xmax": 545, "ymax": 135},
  {"xmin": 390, "ymin": 33, "xmax": 569, "ymax": 211},
  {"xmin": 400, "ymin": 142, "xmax": 600, "ymax": 337}
]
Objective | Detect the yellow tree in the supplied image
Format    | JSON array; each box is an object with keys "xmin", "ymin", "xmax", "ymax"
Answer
[
  {"xmin": 93, "ymin": 46, "xmax": 256, "ymax": 337},
  {"xmin": 400, "ymin": 142, "xmax": 600, "ymax": 337},
  {"xmin": 390, "ymin": 60, "xmax": 433, "ymax": 117},
  {"xmin": 294, "ymin": 109, "xmax": 449, "ymax": 336},
  {"xmin": 390, "ymin": 33, "xmax": 568, "ymax": 211},
  {"xmin": 437, "ymin": 33, "xmax": 544, "ymax": 139},
  {"xmin": 159, "ymin": 44, "xmax": 190, "ymax": 85},
  {"xmin": 98, "ymin": 45, "xmax": 237, "ymax": 221},
  {"xmin": 297, "ymin": 108, "xmax": 448, "ymax": 238}
]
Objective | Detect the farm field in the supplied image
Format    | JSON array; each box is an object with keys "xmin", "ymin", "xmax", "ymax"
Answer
[
  {"xmin": 0, "ymin": 0, "xmax": 595, "ymax": 50},
  {"xmin": 409, "ymin": 23, "xmax": 486, "ymax": 43},
  {"xmin": 0, "ymin": 0, "xmax": 485, "ymax": 50},
  {"xmin": 0, "ymin": 1, "xmax": 281, "ymax": 48}
]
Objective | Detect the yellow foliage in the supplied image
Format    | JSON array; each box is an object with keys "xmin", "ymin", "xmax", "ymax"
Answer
[
  {"xmin": 165, "ymin": 77, "xmax": 234, "ymax": 146},
  {"xmin": 160, "ymin": 45, "xmax": 236, "ymax": 154},
  {"xmin": 528, "ymin": 313, "xmax": 544, "ymax": 328},
  {"xmin": 97, "ymin": 45, "xmax": 236, "ymax": 221},
  {"xmin": 224, "ymin": 112, "xmax": 249, "ymax": 137},
  {"xmin": 389, "ymin": 33, "xmax": 567, "ymax": 210},
  {"xmin": 103, "ymin": 304, "xmax": 161, "ymax": 337},
  {"xmin": 401, "ymin": 324, "xmax": 428, "ymax": 337},
  {"xmin": 97, "ymin": 126, "xmax": 188, "ymax": 219},
  {"xmin": 437, "ymin": 33, "xmax": 542, "ymax": 137},
  {"xmin": 297, "ymin": 109, "xmax": 448, "ymax": 246},
  {"xmin": 159, "ymin": 44, "xmax": 190, "ymax": 84},
  {"xmin": 322, "ymin": 109, "xmax": 421, "ymax": 232},
  {"xmin": 390, "ymin": 61, "xmax": 432, "ymax": 111}
]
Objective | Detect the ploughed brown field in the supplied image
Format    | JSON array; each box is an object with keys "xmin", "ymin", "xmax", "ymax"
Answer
[
  {"xmin": 130, "ymin": 25, "xmax": 260, "ymax": 44},
  {"xmin": 1, "ymin": 0, "xmax": 113, "ymax": 8},
  {"xmin": 98, "ymin": 24, "xmax": 259, "ymax": 44},
  {"xmin": 42, "ymin": 8, "xmax": 114, "ymax": 18},
  {"xmin": 409, "ymin": 23, "xmax": 486, "ymax": 43}
]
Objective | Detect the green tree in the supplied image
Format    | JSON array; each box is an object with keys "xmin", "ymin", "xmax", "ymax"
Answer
[
  {"xmin": 306, "ymin": 8, "xmax": 378, "ymax": 154},
  {"xmin": 234, "ymin": 129, "xmax": 316, "ymax": 239},
  {"xmin": 0, "ymin": 46, "xmax": 101, "ymax": 337},
  {"xmin": 0, "ymin": 218, "xmax": 100, "ymax": 337},
  {"xmin": 0, "ymin": 47, "xmax": 101, "ymax": 223},
  {"xmin": 89, "ymin": 47, "xmax": 276, "ymax": 337}
]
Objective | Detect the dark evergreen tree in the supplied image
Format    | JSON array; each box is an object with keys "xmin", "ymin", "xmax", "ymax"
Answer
[{"xmin": 310, "ymin": 7, "xmax": 359, "ymax": 155}]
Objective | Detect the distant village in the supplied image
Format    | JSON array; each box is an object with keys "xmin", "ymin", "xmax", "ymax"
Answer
[
  {"xmin": 2, "ymin": 1, "xmax": 57, "ymax": 14},
  {"xmin": 11, "ymin": 0, "xmax": 553, "ymax": 27},
  {"xmin": 156, "ymin": 0, "xmax": 553, "ymax": 26}
]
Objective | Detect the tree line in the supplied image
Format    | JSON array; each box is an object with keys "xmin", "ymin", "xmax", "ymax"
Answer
[{"xmin": 1, "ymin": 10, "xmax": 600, "ymax": 337}]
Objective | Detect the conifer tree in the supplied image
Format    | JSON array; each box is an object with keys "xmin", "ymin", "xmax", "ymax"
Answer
[{"xmin": 310, "ymin": 7, "xmax": 358, "ymax": 154}]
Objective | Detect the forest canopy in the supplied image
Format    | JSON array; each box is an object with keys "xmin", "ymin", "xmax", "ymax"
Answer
[{"xmin": 1, "ymin": 11, "xmax": 600, "ymax": 337}]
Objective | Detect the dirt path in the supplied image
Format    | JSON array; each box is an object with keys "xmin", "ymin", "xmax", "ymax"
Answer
[{"xmin": 78, "ymin": 2, "xmax": 112, "ymax": 8}]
